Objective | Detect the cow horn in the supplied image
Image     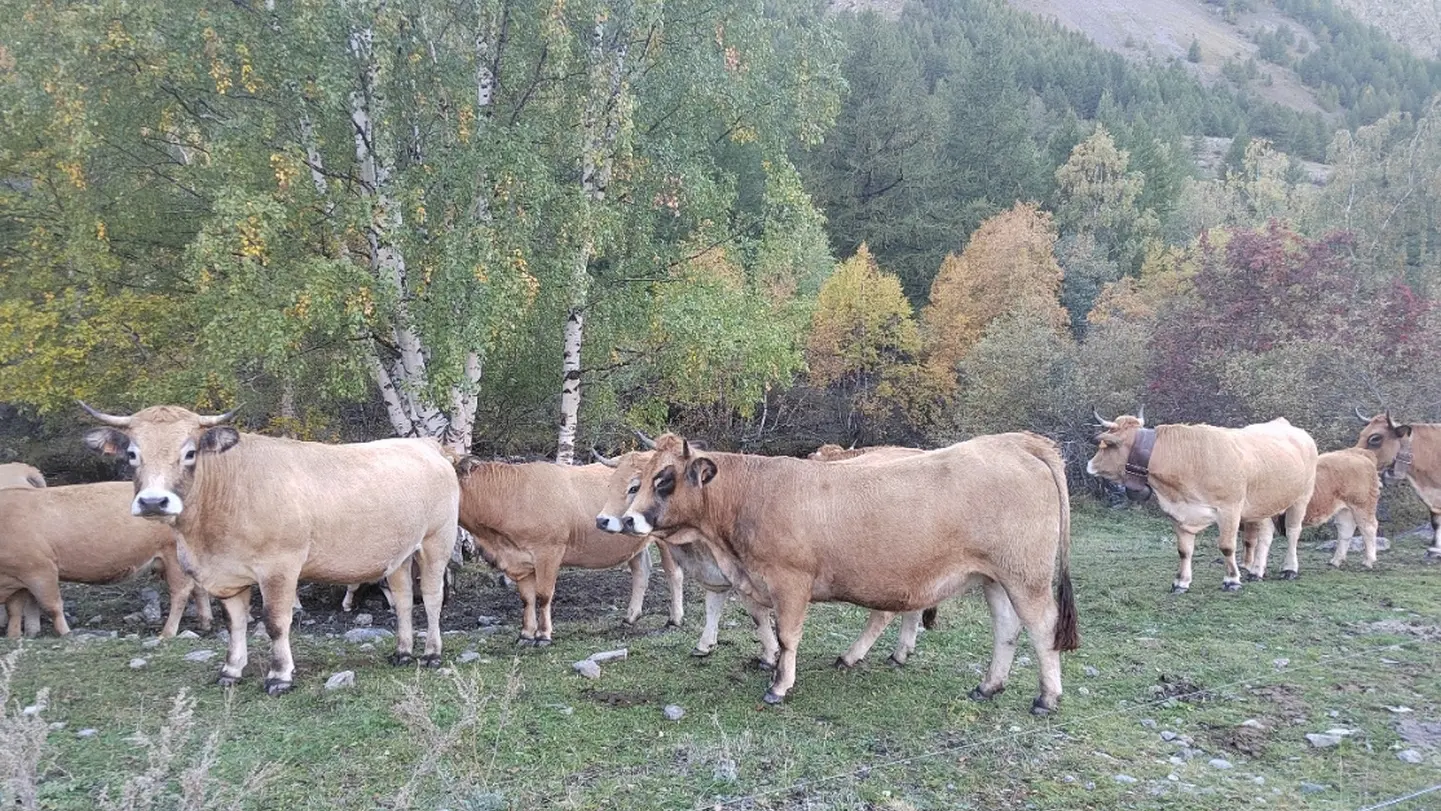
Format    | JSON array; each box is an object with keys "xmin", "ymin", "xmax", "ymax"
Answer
[
  {"xmin": 591, "ymin": 447, "xmax": 619, "ymax": 468},
  {"xmin": 682, "ymin": 439, "xmax": 692, "ymax": 458},
  {"xmin": 1093, "ymin": 408, "xmax": 1116, "ymax": 429},
  {"xmin": 633, "ymin": 429, "xmax": 657, "ymax": 450},
  {"xmin": 196, "ymin": 406, "xmax": 241, "ymax": 427},
  {"xmin": 1354, "ymin": 406, "xmax": 1371, "ymax": 424},
  {"xmin": 78, "ymin": 401, "xmax": 132, "ymax": 428},
  {"xmin": 1135, "ymin": 404, "xmax": 1145, "ymax": 425},
  {"xmin": 1386, "ymin": 411, "xmax": 1398, "ymax": 430}
]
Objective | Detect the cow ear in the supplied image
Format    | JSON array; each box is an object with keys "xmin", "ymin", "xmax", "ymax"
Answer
[
  {"xmin": 26, "ymin": 473, "xmax": 46, "ymax": 489},
  {"xmin": 198, "ymin": 426, "xmax": 240, "ymax": 454},
  {"xmin": 686, "ymin": 457, "xmax": 717, "ymax": 487},
  {"xmin": 456, "ymin": 456, "xmax": 482, "ymax": 476},
  {"xmin": 84, "ymin": 427, "xmax": 129, "ymax": 457},
  {"xmin": 1397, "ymin": 424, "xmax": 1413, "ymax": 438}
]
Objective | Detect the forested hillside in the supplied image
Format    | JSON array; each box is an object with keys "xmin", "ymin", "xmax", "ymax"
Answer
[{"xmin": 3, "ymin": 0, "xmax": 1441, "ymax": 478}]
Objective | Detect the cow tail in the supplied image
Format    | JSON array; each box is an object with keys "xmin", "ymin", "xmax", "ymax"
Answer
[
  {"xmin": 1041, "ymin": 442, "xmax": 1080, "ymax": 652},
  {"xmin": 921, "ymin": 606, "xmax": 938, "ymax": 630}
]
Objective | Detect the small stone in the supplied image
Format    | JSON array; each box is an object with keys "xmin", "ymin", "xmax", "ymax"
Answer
[
  {"xmin": 1306, "ymin": 733, "xmax": 1345, "ymax": 748},
  {"xmin": 1161, "ymin": 730, "xmax": 1179, "ymax": 741},
  {"xmin": 343, "ymin": 627, "xmax": 394, "ymax": 643},
  {"xmin": 1209, "ymin": 758, "xmax": 1233, "ymax": 770},
  {"xmin": 1397, "ymin": 749, "xmax": 1424, "ymax": 764},
  {"xmin": 21, "ymin": 704, "xmax": 42, "ymax": 717},
  {"xmin": 1168, "ymin": 756, "xmax": 1184, "ymax": 766},
  {"xmin": 589, "ymin": 648, "xmax": 628, "ymax": 664},
  {"xmin": 178, "ymin": 630, "xmax": 200, "ymax": 639},
  {"xmin": 124, "ymin": 633, "xmax": 139, "ymax": 641},
  {"xmin": 713, "ymin": 758, "xmax": 738, "ymax": 783},
  {"xmin": 48, "ymin": 721, "xmax": 66, "ymax": 731},
  {"xmin": 184, "ymin": 650, "xmax": 216, "ymax": 662},
  {"xmin": 122, "ymin": 612, "xmax": 144, "ymax": 624},
  {"xmin": 1327, "ymin": 710, "xmax": 1340, "ymax": 718},
  {"xmin": 475, "ymin": 615, "xmax": 501, "ymax": 627},
  {"xmin": 216, "ymin": 630, "xmax": 230, "ymax": 643},
  {"xmin": 1253, "ymin": 776, "xmax": 1265, "ymax": 785},
  {"xmin": 1240, "ymin": 719, "xmax": 1265, "ymax": 729},
  {"xmin": 1272, "ymin": 658, "xmax": 1289, "ymax": 670},
  {"xmin": 1062, "ymin": 775, "xmax": 1077, "ymax": 784},
  {"xmin": 573, "ymin": 659, "xmax": 601, "ymax": 679},
  {"xmin": 1084, "ymin": 782, "xmax": 1095, "ymax": 791},
  {"xmin": 128, "ymin": 657, "xmax": 147, "ymax": 669},
  {"xmin": 142, "ymin": 637, "xmax": 163, "ymax": 649},
  {"xmin": 352, "ymin": 613, "xmax": 373, "ymax": 627},
  {"xmin": 1387, "ymin": 706, "xmax": 1414, "ymax": 714},
  {"xmin": 1141, "ymin": 718, "xmax": 1158, "ymax": 728},
  {"xmin": 457, "ymin": 651, "xmax": 482, "ymax": 664},
  {"xmin": 250, "ymin": 624, "xmax": 267, "ymax": 639},
  {"xmin": 359, "ymin": 643, "xmax": 375, "ymax": 652},
  {"xmin": 86, "ymin": 615, "xmax": 103, "ymax": 626},
  {"xmin": 1300, "ymin": 782, "xmax": 1326, "ymax": 794},
  {"xmin": 663, "ymin": 704, "xmax": 685, "ymax": 721},
  {"xmin": 1114, "ymin": 774, "xmax": 1138, "ymax": 784},
  {"xmin": 1167, "ymin": 773, "xmax": 1180, "ymax": 782},
  {"xmin": 1077, "ymin": 686, "xmax": 1091, "ymax": 696},
  {"xmin": 77, "ymin": 728, "xmax": 98, "ymax": 738},
  {"xmin": 1083, "ymin": 665, "xmax": 1099, "ymax": 677},
  {"xmin": 325, "ymin": 670, "xmax": 355, "ymax": 690},
  {"xmin": 1178, "ymin": 747, "xmax": 1203, "ymax": 761}
]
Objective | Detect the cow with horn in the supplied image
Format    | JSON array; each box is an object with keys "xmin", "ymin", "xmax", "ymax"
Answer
[
  {"xmin": 1088, "ymin": 409, "xmax": 1318, "ymax": 591},
  {"xmin": 81, "ymin": 403, "xmax": 459, "ymax": 694}
]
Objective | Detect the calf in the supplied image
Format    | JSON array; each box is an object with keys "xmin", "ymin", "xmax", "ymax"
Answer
[{"xmin": 1257, "ymin": 447, "xmax": 1383, "ymax": 570}]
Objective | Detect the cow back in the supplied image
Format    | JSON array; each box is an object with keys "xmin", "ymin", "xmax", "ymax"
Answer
[
  {"xmin": 0, "ymin": 482, "xmax": 174, "ymax": 584},
  {"xmin": 1148, "ymin": 421, "xmax": 1317, "ymax": 520}
]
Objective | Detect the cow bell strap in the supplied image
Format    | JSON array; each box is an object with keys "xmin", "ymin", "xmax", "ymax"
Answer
[{"xmin": 1124, "ymin": 428, "xmax": 1157, "ymax": 492}]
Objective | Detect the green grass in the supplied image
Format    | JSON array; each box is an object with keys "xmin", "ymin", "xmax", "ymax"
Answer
[{"xmin": 4, "ymin": 507, "xmax": 1440, "ymax": 810}]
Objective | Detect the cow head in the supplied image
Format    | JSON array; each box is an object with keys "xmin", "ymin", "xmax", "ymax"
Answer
[
  {"xmin": 593, "ymin": 449, "xmax": 653, "ymax": 533},
  {"xmin": 1085, "ymin": 411, "xmax": 1146, "ymax": 483},
  {"xmin": 617, "ymin": 433, "xmax": 714, "ymax": 535},
  {"xmin": 80, "ymin": 402, "xmax": 241, "ymax": 519},
  {"xmin": 1354, "ymin": 411, "xmax": 1413, "ymax": 481}
]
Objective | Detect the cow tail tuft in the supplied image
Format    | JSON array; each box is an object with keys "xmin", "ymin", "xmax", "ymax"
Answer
[
  {"xmin": 921, "ymin": 606, "xmax": 938, "ymax": 630},
  {"xmin": 1041, "ymin": 440, "xmax": 1080, "ymax": 652}
]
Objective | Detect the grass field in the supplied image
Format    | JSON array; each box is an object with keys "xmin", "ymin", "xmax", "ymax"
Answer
[{"xmin": 3, "ymin": 506, "xmax": 1439, "ymax": 810}]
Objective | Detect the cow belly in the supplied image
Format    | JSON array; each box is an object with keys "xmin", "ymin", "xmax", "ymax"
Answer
[
  {"xmin": 1154, "ymin": 492, "xmax": 1220, "ymax": 529},
  {"xmin": 814, "ymin": 568, "xmax": 981, "ymax": 611}
]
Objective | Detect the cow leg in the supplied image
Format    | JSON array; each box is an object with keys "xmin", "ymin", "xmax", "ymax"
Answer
[
  {"xmin": 341, "ymin": 584, "xmax": 359, "ymax": 612},
  {"xmin": 514, "ymin": 575, "xmax": 540, "ymax": 645},
  {"xmin": 1247, "ymin": 517, "xmax": 1277, "ymax": 582},
  {"xmin": 763, "ymin": 589, "xmax": 810, "ymax": 704},
  {"xmin": 889, "ymin": 610, "xmax": 923, "ymax": 666},
  {"xmin": 1007, "ymin": 581, "xmax": 1065, "ymax": 715},
  {"xmin": 1279, "ymin": 499, "xmax": 1306, "ymax": 579},
  {"xmin": 1240, "ymin": 523, "xmax": 1259, "ymax": 573},
  {"xmin": 217, "ymin": 588, "xmax": 252, "ymax": 687},
  {"xmin": 744, "ymin": 595, "xmax": 780, "ymax": 670},
  {"xmin": 20, "ymin": 571, "xmax": 68, "ymax": 636},
  {"xmin": 1329, "ymin": 509, "xmax": 1357, "ymax": 568},
  {"xmin": 4, "ymin": 592, "xmax": 25, "ymax": 638},
  {"xmin": 1171, "ymin": 524, "xmax": 1202, "ymax": 593},
  {"xmin": 416, "ymin": 541, "xmax": 448, "ymax": 666},
  {"xmin": 158, "ymin": 553, "xmax": 197, "ymax": 638},
  {"xmin": 692, "ymin": 589, "xmax": 727, "ymax": 657},
  {"xmin": 193, "ymin": 585, "xmax": 214, "ymax": 633},
  {"xmin": 972, "ymin": 579, "xmax": 1021, "ymax": 702},
  {"xmin": 533, "ymin": 554, "xmax": 561, "ymax": 646},
  {"xmin": 623, "ymin": 545, "xmax": 651, "ymax": 626},
  {"xmin": 385, "ymin": 562, "xmax": 418, "ymax": 666},
  {"xmin": 836, "ymin": 610, "xmax": 896, "ymax": 669},
  {"xmin": 1427, "ymin": 512, "xmax": 1441, "ymax": 558},
  {"xmin": 656, "ymin": 543, "xmax": 685, "ymax": 628},
  {"xmin": 1216, "ymin": 512, "xmax": 1244, "ymax": 591},
  {"xmin": 258, "ymin": 576, "xmax": 300, "ymax": 695},
  {"xmin": 21, "ymin": 595, "xmax": 41, "ymax": 637},
  {"xmin": 1358, "ymin": 509, "xmax": 1380, "ymax": 570}
]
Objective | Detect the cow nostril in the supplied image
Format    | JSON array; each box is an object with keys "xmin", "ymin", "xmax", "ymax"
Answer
[
  {"xmin": 622, "ymin": 515, "xmax": 635, "ymax": 532},
  {"xmin": 595, "ymin": 517, "xmax": 608, "ymax": 531}
]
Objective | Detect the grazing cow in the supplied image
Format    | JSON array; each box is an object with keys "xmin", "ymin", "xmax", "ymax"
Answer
[
  {"xmin": 610, "ymin": 432, "xmax": 1078, "ymax": 713},
  {"xmin": 82, "ymin": 404, "xmax": 458, "ymax": 694},
  {"xmin": 1088, "ymin": 411, "xmax": 1318, "ymax": 591},
  {"xmin": 1354, "ymin": 411, "xmax": 1440, "ymax": 558},
  {"xmin": 1257, "ymin": 446, "xmax": 1383, "ymax": 570},
  {"xmin": 453, "ymin": 456, "xmax": 684, "ymax": 645},
  {"xmin": 0, "ymin": 481, "xmax": 212, "ymax": 638}
]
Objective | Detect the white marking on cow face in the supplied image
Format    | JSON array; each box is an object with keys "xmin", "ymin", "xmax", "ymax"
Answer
[
  {"xmin": 132, "ymin": 486, "xmax": 184, "ymax": 517},
  {"xmin": 1085, "ymin": 458, "xmax": 1097, "ymax": 475},
  {"xmin": 595, "ymin": 513, "xmax": 623, "ymax": 533},
  {"xmin": 623, "ymin": 509, "xmax": 654, "ymax": 535}
]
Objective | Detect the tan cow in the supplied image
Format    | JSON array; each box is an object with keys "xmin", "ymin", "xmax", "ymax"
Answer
[
  {"xmin": 1088, "ymin": 412, "xmax": 1318, "ymax": 591},
  {"xmin": 0, "ymin": 481, "xmax": 213, "ymax": 638},
  {"xmin": 1354, "ymin": 412, "xmax": 1440, "ymax": 558},
  {"xmin": 82, "ymin": 404, "xmax": 458, "ymax": 695},
  {"xmin": 0, "ymin": 463, "xmax": 47, "ymax": 636},
  {"xmin": 454, "ymin": 456, "xmax": 684, "ymax": 645},
  {"xmin": 1253, "ymin": 447, "xmax": 1383, "ymax": 570},
  {"xmin": 610, "ymin": 432, "xmax": 1078, "ymax": 713}
]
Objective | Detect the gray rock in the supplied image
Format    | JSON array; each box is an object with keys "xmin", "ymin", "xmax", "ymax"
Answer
[
  {"xmin": 573, "ymin": 659, "xmax": 601, "ymax": 679},
  {"xmin": 122, "ymin": 612, "xmax": 145, "ymax": 624},
  {"xmin": 352, "ymin": 613, "xmax": 373, "ymax": 628},
  {"xmin": 250, "ymin": 624, "xmax": 268, "ymax": 639},
  {"xmin": 457, "ymin": 650, "xmax": 482, "ymax": 664},
  {"xmin": 476, "ymin": 615, "xmax": 501, "ymax": 627},
  {"xmin": 178, "ymin": 630, "xmax": 200, "ymax": 639},
  {"xmin": 216, "ymin": 630, "xmax": 229, "ymax": 643},
  {"xmin": 184, "ymin": 650, "xmax": 216, "ymax": 662},
  {"xmin": 1240, "ymin": 718, "xmax": 1265, "ymax": 729},
  {"xmin": 344, "ymin": 627, "xmax": 394, "ymax": 643},
  {"xmin": 1208, "ymin": 758, "xmax": 1233, "ymax": 770},
  {"xmin": 1084, "ymin": 782, "xmax": 1095, "ymax": 791},
  {"xmin": 1397, "ymin": 749, "xmax": 1425, "ymax": 764},
  {"xmin": 325, "ymin": 670, "xmax": 356, "ymax": 690},
  {"xmin": 1253, "ymin": 776, "xmax": 1265, "ymax": 785},
  {"xmin": 476, "ymin": 625, "xmax": 507, "ymax": 635},
  {"xmin": 1083, "ymin": 665, "xmax": 1099, "ymax": 677},
  {"xmin": 1161, "ymin": 730, "xmax": 1179, "ymax": 742},
  {"xmin": 76, "ymin": 728, "xmax": 98, "ymax": 739},
  {"xmin": 359, "ymin": 643, "xmax": 375, "ymax": 652},
  {"xmin": 1077, "ymin": 686, "xmax": 1091, "ymax": 696},
  {"xmin": 1140, "ymin": 719, "xmax": 1158, "ymax": 728},
  {"xmin": 86, "ymin": 615, "xmax": 103, "ymax": 626},
  {"xmin": 1114, "ymin": 774, "xmax": 1138, "ymax": 784},
  {"xmin": 141, "ymin": 589, "xmax": 163, "ymax": 624},
  {"xmin": 589, "ymin": 648, "xmax": 628, "ymax": 664},
  {"xmin": 1300, "ymin": 782, "xmax": 1327, "ymax": 794},
  {"xmin": 1306, "ymin": 728, "xmax": 1355, "ymax": 748},
  {"xmin": 142, "ymin": 637, "xmax": 164, "ymax": 649},
  {"xmin": 48, "ymin": 721, "xmax": 66, "ymax": 731},
  {"xmin": 662, "ymin": 704, "xmax": 685, "ymax": 721},
  {"xmin": 1272, "ymin": 658, "xmax": 1289, "ymax": 670},
  {"xmin": 141, "ymin": 588, "xmax": 160, "ymax": 605},
  {"xmin": 128, "ymin": 658, "xmax": 147, "ymax": 669},
  {"xmin": 1177, "ymin": 747, "xmax": 1204, "ymax": 761},
  {"xmin": 1167, "ymin": 756, "xmax": 1184, "ymax": 766},
  {"xmin": 712, "ymin": 758, "xmax": 738, "ymax": 783}
]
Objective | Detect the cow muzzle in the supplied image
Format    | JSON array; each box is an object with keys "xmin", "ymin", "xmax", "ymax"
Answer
[
  {"xmin": 595, "ymin": 513, "xmax": 623, "ymax": 533},
  {"xmin": 621, "ymin": 511, "xmax": 653, "ymax": 535},
  {"xmin": 132, "ymin": 487, "xmax": 183, "ymax": 518}
]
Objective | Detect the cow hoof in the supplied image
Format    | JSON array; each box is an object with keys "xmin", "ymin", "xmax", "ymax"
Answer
[
  {"xmin": 1030, "ymin": 697, "xmax": 1056, "ymax": 716},
  {"xmin": 755, "ymin": 659, "xmax": 776, "ymax": 672},
  {"xmin": 1424, "ymin": 549, "xmax": 1441, "ymax": 560},
  {"xmin": 1241, "ymin": 570, "xmax": 1261, "ymax": 582},
  {"xmin": 834, "ymin": 656, "xmax": 858, "ymax": 670},
  {"xmin": 264, "ymin": 678, "xmax": 293, "ymax": 696},
  {"xmin": 388, "ymin": 652, "xmax": 415, "ymax": 666},
  {"xmin": 516, "ymin": 636, "xmax": 536, "ymax": 647},
  {"xmin": 1170, "ymin": 585, "xmax": 1189, "ymax": 595},
  {"xmin": 420, "ymin": 654, "xmax": 443, "ymax": 668},
  {"xmin": 689, "ymin": 646, "xmax": 714, "ymax": 658},
  {"xmin": 887, "ymin": 654, "xmax": 907, "ymax": 668},
  {"xmin": 762, "ymin": 690, "xmax": 784, "ymax": 705},
  {"xmin": 1221, "ymin": 581, "xmax": 1242, "ymax": 592},
  {"xmin": 1281, "ymin": 569, "xmax": 1298, "ymax": 580},
  {"xmin": 620, "ymin": 618, "xmax": 636, "ymax": 627},
  {"xmin": 216, "ymin": 674, "xmax": 241, "ymax": 688},
  {"xmin": 968, "ymin": 685, "xmax": 1002, "ymax": 702},
  {"xmin": 534, "ymin": 637, "xmax": 552, "ymax": 648}
]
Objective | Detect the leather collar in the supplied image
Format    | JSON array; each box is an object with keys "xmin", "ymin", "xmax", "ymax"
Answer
[{"xmin": 1123, "ymin": 428, "xmax": 1157, "ymax": 500}]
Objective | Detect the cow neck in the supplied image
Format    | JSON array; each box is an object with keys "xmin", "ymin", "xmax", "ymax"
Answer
[{"xmin": 1123, "ymin": 428, "xmax": 1157, "ymax": 495}]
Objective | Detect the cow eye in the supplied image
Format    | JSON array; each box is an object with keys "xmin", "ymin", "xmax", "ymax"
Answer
[
  {"xmin": 126, "ymin": 448, "xmax": 139, "ymax": 464},
  {"xmin": 626, "ymin": 481, "xmax": 639, "ymax": 496},
  {"xmin": 183, "ymin": 448, "xmax": 197, "ymax": 463},
  {"xmin": 1367, "ymin": 434, "xmax": 1383, "ymax": 448}
]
